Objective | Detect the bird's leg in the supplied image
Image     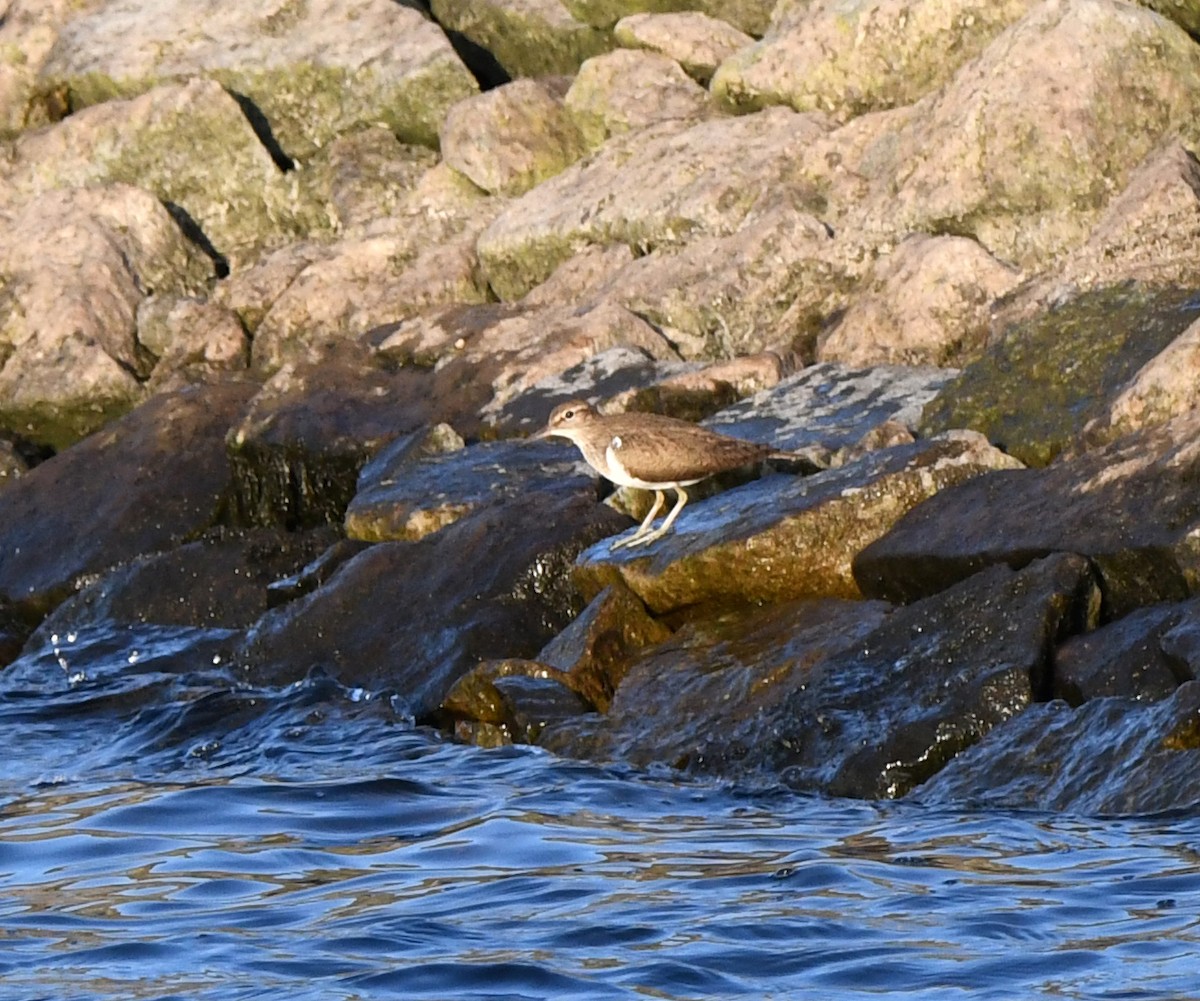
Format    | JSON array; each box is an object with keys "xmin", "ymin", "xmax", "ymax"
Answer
[
  {"xmin": 612, "ymin": 489, "xmax": 665, "ymax": 550},
  {"xmin": 626, "ymin": 486, "xmax": 687, "ymax": 548}
]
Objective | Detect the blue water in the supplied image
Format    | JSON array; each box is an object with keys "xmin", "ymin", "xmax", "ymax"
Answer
[{"xmin": 2, "ymin": 624, "xmax": 1199, "ymax": 1000}]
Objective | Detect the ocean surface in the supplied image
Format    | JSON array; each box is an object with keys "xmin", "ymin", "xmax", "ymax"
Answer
[{"xmin": 2, "ymin": 622, "xmax": 1198, "ymax": 1001}]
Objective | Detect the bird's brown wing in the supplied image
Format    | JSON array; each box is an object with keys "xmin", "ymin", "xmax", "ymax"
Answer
[{"xmin": 605, "ymin": 417, "xmax": 771, "ymax": 483}]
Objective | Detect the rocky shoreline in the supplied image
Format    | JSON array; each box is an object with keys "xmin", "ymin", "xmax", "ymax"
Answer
[{"xmin": 3, "ymin": 0, "xmax": 1200, "ymax": 814}]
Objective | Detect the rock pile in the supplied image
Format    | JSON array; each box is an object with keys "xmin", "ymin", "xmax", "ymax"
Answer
[{"xmin": 3, "ymin": 0, "xmax": 1200, "ymax": 813}]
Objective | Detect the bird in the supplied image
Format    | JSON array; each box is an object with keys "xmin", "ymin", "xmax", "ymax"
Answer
[{"xmin": 535, "ymin": 399, "xmax": 797, "ymax": 550}]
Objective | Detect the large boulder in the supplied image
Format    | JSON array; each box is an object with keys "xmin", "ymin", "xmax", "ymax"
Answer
[
  {"xmin": 0, "ymin": 381, "xmax": 256, "ymax": 619},
  {"xmin": 547, "ymin": 554, "xmax": 1097, "ymax": 797},
  {"xmin": 855, "ymin": 407, "xmax": 1200, "ymax": 618},
  {"xmin": 0, "ymin": 185, "xmax": 212, "ymax": 449},
  {"xmin": 38, "ymin": 0, "xmax": 478, "ymax": 155}
]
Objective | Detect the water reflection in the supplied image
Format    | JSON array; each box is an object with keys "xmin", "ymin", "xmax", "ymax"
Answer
[{"xmin": 2, "ymin": 630, "xmax": 1200, "ymax": 999}]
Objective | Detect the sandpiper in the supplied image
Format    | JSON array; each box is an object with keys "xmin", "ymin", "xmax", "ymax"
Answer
[{"xmin": 535, "ymin": 399, "xmax": 790, "ymax": 549}]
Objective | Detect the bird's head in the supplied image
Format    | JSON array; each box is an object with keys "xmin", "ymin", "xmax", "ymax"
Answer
[{"xmin": 535, "ymin": 400, "xmax": 598, "ymax": 442}]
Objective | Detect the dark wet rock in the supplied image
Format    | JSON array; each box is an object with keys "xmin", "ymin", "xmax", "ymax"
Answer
[
  {"xmin": 536, "ymin": 582, "xmax": 672, "ymax": 710},
  {"xmin": 225, "ymin": 345, "xmax": 438, "ymax": 530},
  {"xmin": 921, "ymin": 285, "xmax": 1200, "ymax": 467},
  {"xmin": 237, "ymin": 484, "xmax": 630, "ymax": 714},
  {"xmin": 854, "ymin": 407, "xmax": 1200, "ymax": 618},
  {"xmin": 706, "ymin": 363, "xmax": 955, "ymax": 452},
  {"xmin": 575, "ymin": 430, "xmax": 1021, "ymax": 617},
  {"xmin": 0, "ymin": 596, "xmax": 33, "ymax": 668},
  {"xmin": 0, "ymin": 381, "xmax": 257, "ymax": 620},
  {"xmin": 28, "ymin": 527, "xmax": 339, "ymax": 638},
  {"xmin": 441, "ymin": 658, "xmax": 593, "ymax": 746},
  {"xmin": 914, "ymin": 682, "xmax": 1200, "ymax": 815},
  {"xmin": 1053, "ymin": 599, "xmax": 1200, "ymax": 704},
  {"xmin": 546, "ymin": 554, "xmax": 1098, "ymax": 798},
  {"xmin": 266, "ymin": 538, "xmax": 373, "ymax": 608},
  {"xmin": 345, "ymin": 438, "xmax": 595, "ymax": 542}
]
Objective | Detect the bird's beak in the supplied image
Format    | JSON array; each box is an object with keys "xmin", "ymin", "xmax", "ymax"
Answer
[{"xmin": 532, "ymin": 426, "xmax": 553, "ymax": 440}]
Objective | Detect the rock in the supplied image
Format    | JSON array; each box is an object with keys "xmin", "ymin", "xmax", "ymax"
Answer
[
  {"xmin": 430, "ymin": 0, "xmax": 614, "ymax": 78},
  {"xmin": 913, "ymin": 682, "xmax": 1200, "ymax": 814},
  {"xmin": 575, "ymin": 429, "xmax": 1023, "ymax": 617},
  {"xmin": 482, "ymin": 346, "xmax": 693, "ymax": 437},
  {"xmin": 225, "ymin": 345, "xmax": 439, "ymax": 530},
  {"xmin": 1139, "ymin": 0, "xmax": 1200, "ymax": 38},
  {"xmin": 883, "ymin": 0, "xmax": 1200, "ymax": 269},
  {"xmin": 441, "ymin": 659, "xmax": 594, "ymax": 746},
  {"xmin": 605, "ymin": 196, "xmax": 848, "ymax": 360},
  {"xmin": 2, "ymin": 78, "xmax": 327, "ymax": 268},
  {"xmin": 0, "ymin": 0, "xmax": 84, "ymax": 136},
  {"xmin": 817, "ymin": 235, "xmax": 1022, "ymax": 367},
  {"xmin": 1053, "ymin": 599, "xmax": 1200, "ymax": 704},
  {"xmin": 0, "ymin": 594, "xmax": 31, "ymax": 668},
  {"xmin": 38, "ymin": 0, "xmax": 478, "ymax": 155},
  {"xmin": 606, "ymin": 353, "xmax": 785, "ymax": 423},
  {"xmin": 441, "ymin": 79, "xmax": 589, "ymax": 196},
  {"xmin": 344, "ymin": 438, "xmax": 599, "ymax": 542},
  {"xmin": 854, "ymin": 406, "xmax": 1200, "ymax": 618},
  {"xmin": 30, "ymin": 527, "xmax": 339, "ymax": 633},
  {"xmin": 237, "ymin": 483, "xmax": 631, "ymax": 714},
  {"xmin": 706, "ymin": 363, "xmax": 956, "ymax": 452},
  {"xmin": 0, "ymin": 381, "xmax": 257, "ymax": 619},
  {"xmin": 0, "ymin": 185, "xmax": 212, "ymax": 449},
  {"xmin": 376, "ymin": 300, "xmax": 680, "ymax": 431},
  {"xmin": 547, "ymin": 554, "xmax": 1097, "ymax": 797},
  {"xmin": 247, "ymin": 224, "xmax": 492, "ymax": 374},
  {"xmin": 922, "ymin": 285, "xmax": 1200, "ymax": 466},
  {"xmin": 299, "ymin": 128, "xmax": 438, "ymax": 236},
  {"xmin": 1097, "ymin": 317, "xmax": 1200, "ymax": 438},
  {"xmin": 564, "ymin": 0, "xmax": 774, "ymax": 36},
  {"xmin": 537, "ymin": 581, "xmax": 672, "ymax": 709},
  {"xmin": 712, "ymin": 0, "xmax": 1035, "ymax": 120},
  {"xmin": 564, "ymin": 49, "xmax": 714, "ymax": 148},
  {"xmin": 613, "ymin": 12, "xmax": 753, "ymax": 84},
  {"xmin": 476, "ymin": 106, "xmax": 832, "ymax": 299},
  {"xmin": 136, "ymin": 296, "xmax": 251, "ymax": 393},
  {"xmin": 0, "ymin": 439, "xmax": 28, "ymax": 491}
]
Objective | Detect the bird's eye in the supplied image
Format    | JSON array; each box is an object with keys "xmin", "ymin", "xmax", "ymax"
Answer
[{"xmin": 564, "ymin": 409, "xmax": 575, "ymax": 419}]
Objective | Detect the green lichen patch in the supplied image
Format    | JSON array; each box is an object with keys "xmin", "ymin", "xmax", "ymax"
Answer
[{"xmin": 922, "ymin": 284, "xmax": 1200, "ymax": 467}]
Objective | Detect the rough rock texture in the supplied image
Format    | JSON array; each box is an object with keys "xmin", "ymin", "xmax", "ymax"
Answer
[
  {"xmin": 430, "ymin": 0, "xmax": 613, "ymax": 78},
  {"xmin": 564, "ymin": 0, "xmax": 774, "ymax": 36},
  {"xmin": 137, "ymin": 296, "xmax": 251, "ymax": 393},
  {"xmin": 476, "ymin": 107, "xmax": 831, "ymax": 299},
  {"xmin": 574, "ymin": 430, "xmax": 1024, "ymax": 616},
  {"xmin": 31, "ymin": 527, "xmax": 338, "ymax": 632},
  {"xmin": 345, "ymin": 438, "xmax": 600, "ymax": 542},
  {"xmin": 1053, "ymin": 598, "xmax": 1200, "ymax": 704},
  {"xmin": 0, "ymin": 185, "xmax": 212, "ymax": 449},
  {"xmin": 705, "ymin": 363, "xmax": 956, "ymax": 452},
  {"xmin": 914, "ymin": 682, "xmax": 1200, "ymax": 814},
  {"xmin": 1097, "ymin": 317, "xmax": 1200, "ymax": 437},
  {"xmin": 237, "ymin": 484, "xmax": 630, "ymax": 715},
  {"xmin": 922, "ymin": 285, "xmax": 1200, "ymax": 466},
  {"xmin": 377, "ymin": 300, "xmax": 681, "ymax": 425},
  {"xmin": 712, "ymin": 0, "xmax": 1035, "ymax": 121},
  {"xmin": 882, "ymin": 0, "xmax": 1200, "ymax": 269},
  {"xmin": 1, "ymin": 78, "xmax": 326, "ymax": 268},
  {"xmin": 225, "ymin": 346, "xmax": 441, "ymax": 530},
  {"xmin": 855, "ymin": 407, "xmax": 1200, "ymax": 618},
  {"xmin": 0, "ymin": 0, "xmax": 89, "ymax": 136},
  {"xmin": 0, "ymin": 381, "xmax": 256, "ymax": 618},
  {"xmin": 441, "ymin": 79, "xmax": 588, "ymax": 196},
  {"xmin": 817, "ymin": 235, "xmax": 1022, "ymax": 367},
  {"xmin": 38, "ymin": 0, "xmax": 478, "ymax": 155},
  {"xmin": 547, "ymin": 554, "xmax": 1097, "ymax": 797},
  {"xmin": 613, "ymin": 12, "xmax": 753, "ymax": 84},
  {"xmin": 564, "ymin": 49, "xmax": 714, "ymax": 148}
]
